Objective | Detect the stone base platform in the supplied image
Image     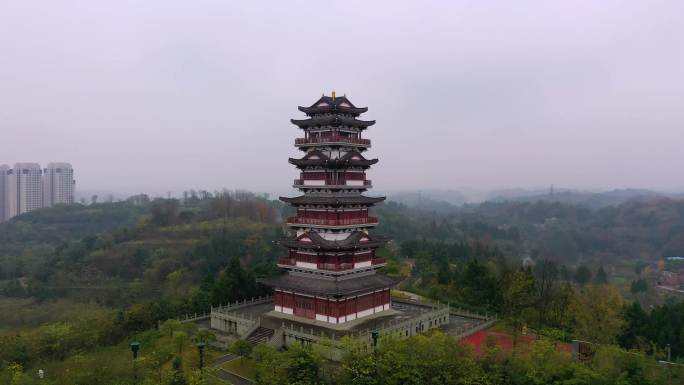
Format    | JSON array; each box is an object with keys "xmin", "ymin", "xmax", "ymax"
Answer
[
  {"xmin": 262, "ymin": 308, "xmax": 402, "ymax": 332},
  {"xmin": 207, "ymin": 296, "xmax": 495, "ymax": 355}
]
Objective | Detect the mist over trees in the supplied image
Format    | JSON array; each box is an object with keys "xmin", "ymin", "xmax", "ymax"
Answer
[{"xmin": 1, "ymin": 191, "xmax": 684, "ymax": 384}]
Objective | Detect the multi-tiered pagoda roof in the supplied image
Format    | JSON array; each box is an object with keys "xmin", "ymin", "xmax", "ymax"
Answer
[
  {"xmin": 276, "ymin": 231, "xmax": 389, "ymax": 251},
  {"xmin": 260, "ymin": 273, "xmax": 397, "ymax": 297},
  {"xmin": 290, "ymin": 115, "xmax": 376, "ymax": 129},
  {"xmin": 297, "ymin": 95, "xmax": 369, "ymax": 116},
  {"xmin": 288, "ymin": 150, "xmax": 378, "ymax": 168},
  {"xmin": 262, "ymin": 92, "xmax": 397, "ymax": 325},
  {"xmin": 279, "ymin": 194, "xmax": 385, "ymax": 206}
]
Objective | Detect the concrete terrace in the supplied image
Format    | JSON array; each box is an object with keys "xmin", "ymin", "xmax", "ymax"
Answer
[{"xmin": 207, "ymin": 296, "xmax": 491, "ymax": 343}]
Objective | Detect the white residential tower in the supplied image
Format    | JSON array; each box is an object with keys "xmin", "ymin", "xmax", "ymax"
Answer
[
  {"xmin": 8, "ymin": 163, "xmax": 43, "ymax": 218},
  {"xmin": 0, "ymin": 165, "xmax": 9, "ymax": 222},
  {"xmin": 43, "ymin": 162, "xmax": 75, "ymax": 207}
]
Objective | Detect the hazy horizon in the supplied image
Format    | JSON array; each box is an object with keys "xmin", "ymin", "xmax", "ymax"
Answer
[{"xmin": 2, "ymin": 1, "xmax": 683, "ymax": 193}]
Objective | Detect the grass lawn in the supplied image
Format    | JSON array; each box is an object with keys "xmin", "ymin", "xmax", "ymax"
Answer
[
  {"xmin": 221, "ymin": 357, "xmax": 257, "ymax": 380},
  {"xmin": 487, "ymin": 320, "xmax": 509, "ymax": 333}
]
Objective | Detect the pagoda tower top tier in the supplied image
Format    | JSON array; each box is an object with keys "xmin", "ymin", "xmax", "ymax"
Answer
[
  {"xmin": 289, "ymin": 93, "xmax": 376, "ymax": 192},
  {"xmin": 291, "ymin": 94, "xmax": 375, "ymax": 131},
  {"xmin": 293, "ymin": 94, "xmax": 374, "ymax": 151},
  {"xmin": 297, "ymin": 94, "xmax": 370, "ymax": 117}
]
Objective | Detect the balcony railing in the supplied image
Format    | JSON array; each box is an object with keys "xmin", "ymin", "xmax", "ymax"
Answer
[
  {"xmin": 295, "ymin": 136, "xmax": 371, "ymax": 146},
  {"xmin": 293, "ymin": 179, "xmax": 372, "ymax": 188},
  {"xmin": 277, "ymin": 257, "xmax": 386, "ymax": 271},
  {"xmin": 278, "ymin": 257, "xmax": 296, "ymax": 266},
  {"xmin": 317, "ymin": 263, "xmax": 355, "ymax": 271},
  {"xmin": 286, "ymin": 216, "xmax": 379, "ymax": 226}
]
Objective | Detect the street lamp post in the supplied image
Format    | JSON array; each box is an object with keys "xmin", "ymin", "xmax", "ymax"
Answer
[
  {"xmin": 197, "ymin": 341, "xmax": 206, "ymax": 380},
  {"xmin": 666, "ymin": 344, "xmax": 671, "ymax": 362},
  {"xmin": 130, "ymin": 341, "xmax": 140, "ymax": 384},
  {"xmin": 197, "ymin": 341, "xmax": 206, "ymax": 370},
  {"xmin": 371, "ymin": 330, "xmax": 379, "ymax": 376}
]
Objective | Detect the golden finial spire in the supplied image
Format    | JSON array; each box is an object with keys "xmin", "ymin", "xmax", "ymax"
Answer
[{"xmin": 331, "ymin": 89, "xmax": 336, "ymax": 100}]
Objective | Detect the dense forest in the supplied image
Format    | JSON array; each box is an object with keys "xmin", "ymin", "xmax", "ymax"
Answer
[{"xmin": 1, "ymin": 192, "xmax": 684, "ymax": 384}]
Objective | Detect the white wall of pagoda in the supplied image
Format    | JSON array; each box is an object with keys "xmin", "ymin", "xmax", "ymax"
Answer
[
  {"xmin": 346, "ymin": 180, "xmax": 364, "ymax": 186},
  {"xmin": 295, "ymin": 261, "xmax": 317, "ymax": 269}
]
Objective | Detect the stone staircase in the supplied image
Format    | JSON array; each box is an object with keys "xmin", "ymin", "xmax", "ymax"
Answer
[{"xmin": 247, "ymin": 326, "xmax": 274, "ymax": 345}]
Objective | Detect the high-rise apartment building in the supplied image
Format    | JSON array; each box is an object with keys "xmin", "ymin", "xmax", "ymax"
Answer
[
  {"xmin": 43, "ymin": 163, "xmax": 75, "ymax": 207},
  {"xmin": 8, "ymin": 163, "xmax": 43, "ymax": 218},
  {"xmin": 0, "ymin": 165, "xmax": 9, "ymax": 222}
]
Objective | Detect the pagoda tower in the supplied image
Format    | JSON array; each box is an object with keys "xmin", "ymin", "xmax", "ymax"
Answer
[{"xmin": 262, "ymin": 92, "xmax": 397, "ymax": 324}]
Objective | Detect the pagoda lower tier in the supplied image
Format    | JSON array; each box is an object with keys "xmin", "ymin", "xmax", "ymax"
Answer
[{"xmin": 260, "ymin": 273, "xmax": 397, "ymax": 324}]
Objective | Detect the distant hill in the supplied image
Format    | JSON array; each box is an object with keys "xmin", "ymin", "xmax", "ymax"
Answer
[
  {"xmin": 380, "ymin": 188, "xmax": 680, "ymax": 210},
  {"xmin": 0, "ymin": 202, "xmax": 148, "ymax": 256},
  {"xmin": 0, "ymin": 192, "xmax": 283, "ymax": 307},
  {"xmin": 384, "ymin": 190, "xmax": 468, "ymax": 209},
  {"xmin": 487, "ymin": 189, "xmax": 666, "ymax": 209}
]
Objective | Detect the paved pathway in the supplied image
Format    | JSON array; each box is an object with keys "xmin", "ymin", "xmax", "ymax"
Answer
[
  {"xmin": 215, "ymin": 367, "xmax": 254, "ymax": 385},
  {"xmin": 211, "ymin": 354, "xmax": 255, "ymax": 385},
  {"xmin": 213, "ymin": 353, "xmax": 238, "ymax": 366}
]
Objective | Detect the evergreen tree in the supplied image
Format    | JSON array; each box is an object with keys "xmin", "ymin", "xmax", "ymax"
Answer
[
  {"xmin": 436, "ymin": 259, "xmax": 451, "ymax": 285},
  {"xmin": 630, "ymin": 278, "xmax": 648, "ymax": 294},
  {"xmin": 168, "ymin": 356, "xmax": 187, "ymax": 385},
  {"xmin": 595, "ymin": 265, "xmax": 608, "ymax": 284},
  {"xmin": 559, "ymin": 264, "xmax": 571, "ymax": 281},
  {"xmin": 574, "ymin": 265, "xmax": 592, "ymax": 284},
  {"xmin": 285, "ymin": 344, "xmax": 322, "ymax": 385},
  {"xmin": 503, "ymin": 269, "xmax": 536, "ymax": 349},
  {"xmin": 230, "ymin": 339, "xmax": 253, "ymax": 365},
  {"xmin": 460, "ymin": 258, "xmax": 500, "ymax": 308},
  {"xmin": 618, "ymin": 302, "xmax": 648, "ymax": 349},
  {"xmin": 211, "ymin": 255, "xmax": 257, "ymax": 306}
]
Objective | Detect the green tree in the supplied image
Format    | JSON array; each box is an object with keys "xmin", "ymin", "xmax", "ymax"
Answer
[
  {"xmin": 618, "ymin": 302, "xmax": 648, "ymax": 350},
  {"xmin": 338, "ymin": 337, "xmax": 378, "ymax": 385},
  {"xmin": 148, "ymin": 348, "xmax": 174, "ymax": 385},
  {"xmin": 166, "ymin": 269, "xmax": 184, "ymax": 298},
  {"xmin": 173, "ymin": 331, "xmax": 189, "ymax": 354},
  {"xmin": 574, "ymin": 265, "xmax": 592, "ymax": 284},
  {"xmin": 253, "ymin": 344, "xmax": 287, "ymax": 385},
  {"xmin": 160, "ymin": 319, "xmax": 183, "ymax": 338},
  {"xmin": 211, "ymin": 255, "xmax": 257, "ymax": 306},
  {"xmin": 367, "ymin": 332, "xmax": 487, "ymax": 385},
  {"xmin": 151, "ymin": 199, "xmax": 180, "ymax": 227},
  {"xmin": 503, "ymin": 269, "xmax": 535, "ymax": 349},
  {"xmin": 167, "ymin": 356, "xmax": 187, "ymax": 385},
  {"xmin": 630, "ymin": 278, "xmax": 648, "ymax": 295},
  {"xmin": 547, "ymin": 282, "xmax": 574, "ymax": 329},
  {"xmin": 572, "ymin": 284, "xmax": 624, "ymax": 344},
  {"xmin": 533, "ymin": 259, "xmax": 559, "ymax": 328},
  {"xmin": 595, "ymin": 265, "xmax": 608, "ymax": 284},
  {"xmin": 230, "ymin": 339, "xmax": 253, "ymax": 365},
  {"xmin": 6, "ymin": 362, "xmax": 37, "ymax": 385},
  {"xmin": 284, "ymin": 344, "xmax": 322, "ymax": 385},
  {"xmin": 459, "ymin": 258, "xmax": 500, "ymax": 308}
]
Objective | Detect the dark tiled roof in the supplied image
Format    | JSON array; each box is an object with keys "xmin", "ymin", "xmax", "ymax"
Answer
[
  {"xmin": 288, "ymin": 150, "xmax": 378, "ymax": 168},
  {"xmin": 289, "ymin": 158, "xmax": 377, "ymax": 167},
  {"xmin": 298, "ymin": 95, "xmax": 368, "ymax": 116},
  {"xmin": 279, "ymin": 194, "xmax": 386, "ymax": 206},
  {"xmin": 259, "ymin": 272, "xmax": 400, "ymax": 296},
  {"xmin": 291, "ymin": 115, "xmax": 375, "ymax": 129},
  {"xmin": 277, "ymin": 231, "xmax": 388, "ymax": 250}
]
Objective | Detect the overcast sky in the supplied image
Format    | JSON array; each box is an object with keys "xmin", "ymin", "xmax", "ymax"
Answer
[{"xmin": 1, "ymin": 1, "xmax": 683, "ymax": 196}]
